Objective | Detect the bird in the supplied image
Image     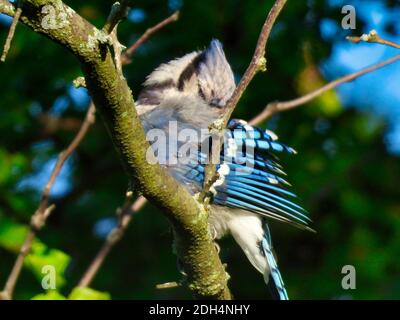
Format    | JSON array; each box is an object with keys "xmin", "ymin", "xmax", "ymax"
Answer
[{"xmin": 135, "ymin": 39, "xmax": 312, "ymax": 300}]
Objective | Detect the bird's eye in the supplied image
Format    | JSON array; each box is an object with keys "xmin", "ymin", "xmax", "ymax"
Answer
[
  {"xmin": 198, "ymin": 87, "xmax": 206, "ymax": 100},
  {"xmin": 210, "ymin": 98, "xmax": 223, "ymax": 108}
]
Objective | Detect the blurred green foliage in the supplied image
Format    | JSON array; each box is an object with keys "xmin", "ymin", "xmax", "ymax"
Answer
[{"xmin": 0, "ymin": 0, "xmax": 399, "ymax": 299}]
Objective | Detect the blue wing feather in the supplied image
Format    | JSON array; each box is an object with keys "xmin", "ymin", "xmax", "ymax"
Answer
[{"xmin": 178, "ymin": 119, "xmax": 312, "ymax": 230}]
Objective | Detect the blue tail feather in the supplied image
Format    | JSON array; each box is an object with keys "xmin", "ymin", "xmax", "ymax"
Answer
[{"xmin": 261, "ymin": 224, "xmax": 289, "ymax": 300}]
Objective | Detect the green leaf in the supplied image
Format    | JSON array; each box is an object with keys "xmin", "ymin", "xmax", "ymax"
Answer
[
  {"xmin": 25, "ymin": 247, "xmax": 71, "ymax": 289},
  {"xmin": 68, "ymin": 287, "xmax": 111, "ymax": 300},
  {"xmin": 31, "ymin": 290, "xmax": 67, "ymax": 300},
  {"xmin": 316, "ymin": 90, "xmax": 342, "ymax": 117},
  {"xmin": 0, "ymin": 217, "xmax": 29, "ymax": 252},
  {"xmin": 0, "ymin": 150, "xmax": 28, "ymax": 184},
  {"xmin": 0, "ymin": 217, "xmax": 71, "ymax": 289}
]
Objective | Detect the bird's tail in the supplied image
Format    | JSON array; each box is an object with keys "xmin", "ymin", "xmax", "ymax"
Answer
[
  {"xmin": 226, "ymin": 212, "xmax": 289, "ymax": 300},
  {"xmin": 261, "ymin": 224, "xmax": 289, "ymax": 300}
]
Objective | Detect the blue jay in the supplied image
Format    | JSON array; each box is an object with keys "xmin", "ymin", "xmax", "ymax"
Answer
[{"xmin": 136, "ymin": 40, "xmax": 312, "ymax": 300}]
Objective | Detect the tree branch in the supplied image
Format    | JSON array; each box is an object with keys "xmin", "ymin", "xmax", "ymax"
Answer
[
  {"xmin": 201, "ymin": 0, "xmax": 287, "ymax": 200},
  {"xmin": 347, "ymin": 30, "xmax": 400, "ymax": 49},
  {"xmin": 0, "ymin": 103, "xmax": 95, "ymax": 300},
  {"xmin": 248, "ymin": 53, "xmax": 400, "ymax": 125},
  {"xmin": 78, "ymin": 195, "xmax": 146, "ymax": 288},
  {"xmin": 1, "ymin": 0, "xmax": 230, "ymax": 299},
  {"xmin": 103, "ymin": 0, "xmax": 131, "ymax": 34},
  {"xmin": 77, "ymin": 11, "xmax": 181, "ymax": 289},
  {"xmin": 0, "ymin": 0, "xmax": 14, "ymax": 17},
  {"xmin": 1, "ymin": 4, "xmax": 21, "ymax": 62},
  {"xmin": 221, "ymin": 0, "xmax": 287, "ymax": 126},
  {"xmin": 121, "ymin": 11, "xmax": 180, "ymax": 65}
]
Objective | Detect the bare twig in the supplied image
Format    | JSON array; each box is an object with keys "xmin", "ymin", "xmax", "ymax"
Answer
[
  {"xmin": 248, "ymin": 53, "xmax": 400, "ymax": 125},
  {"xmin": 40, "ymin": 103, "xmax": 95, "ymax": 211},
  {"xmin": 198, "ymin": 171, "xmax": 220, "ymax": 204},
  {"xmin": 78, "ymin": 195, "xmax": 147, "ymax": 288},
  {"xmin": 102, "ymin": 2, "xmax": 131, "ymax": 73},
  {"xmin": 73, "ymin": 10, "xmax": 178, "ymax": 84},
  {"xmin": 0, "ymin": 103, "xmax": 96, "ymax": 300},
  {"xmin": 347, "ymin": 30, "xmax": 400, "ymax": 49},
  {"xmin": 38, "ymin": 114, "xmax": 83, "ymax": 134},
  {"xmin": 103, "ymin": 0, "xmax": 131, "ymax": 34},
  {"xmin": 121, "ymin": 11, "xmax": 180, "ymax": 65},
  {"xmin": 221, "ymin": 0, "xmax": 287, "ymax": 126},
  {"xmin": 201, "ymin": 0, "xmax": 287, "ymax": 200},
  {"xmin": 156, "ymin": 281, "xmax": 180, "ymax": 289},
  {"xmin": 1, "ymin": 6, "xmax": 22, "ymax": 62},
  {"xmin": 0, "ymin": 231, "xmax": 33, "ymax": 300}
]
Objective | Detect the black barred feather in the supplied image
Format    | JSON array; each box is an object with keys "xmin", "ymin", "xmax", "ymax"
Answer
[{"xmin": 180, "ymin": 119, "xmax": 313, "ymax": 231}]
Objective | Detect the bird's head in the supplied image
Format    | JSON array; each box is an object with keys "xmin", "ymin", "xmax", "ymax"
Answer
[{"xmin": 136, "ymin": 40, "xmax": 236, "ymax": 115}]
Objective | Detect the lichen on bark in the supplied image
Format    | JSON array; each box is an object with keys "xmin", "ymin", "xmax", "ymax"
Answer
[{"xmin": 0, "ymin": 0, "xmax": 231, "ymax": 299}]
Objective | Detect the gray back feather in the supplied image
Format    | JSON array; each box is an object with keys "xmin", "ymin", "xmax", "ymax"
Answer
[{"xmin": 136, "ymin": 40, "xmax": 236, "ymax": 193}]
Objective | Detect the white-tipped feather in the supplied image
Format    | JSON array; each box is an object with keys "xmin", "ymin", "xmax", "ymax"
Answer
[{"xmin": 265, "ymin": 129, "xmax": 279, "ymax": 141}]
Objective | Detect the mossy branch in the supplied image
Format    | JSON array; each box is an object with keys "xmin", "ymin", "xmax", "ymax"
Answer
[{"xmin": 0, "ymin": 0, "xmax": 230, "ymax": 299}]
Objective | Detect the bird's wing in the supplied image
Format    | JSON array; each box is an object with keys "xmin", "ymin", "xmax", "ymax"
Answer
[{"xmin": 177, "ymin": 119, "xmax": 313, "ymax": 231}]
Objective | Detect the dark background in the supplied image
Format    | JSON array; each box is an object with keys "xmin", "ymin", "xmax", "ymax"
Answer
[{"xmin": 0, "ymin": 0, "xmax": 399, "ymax": 299}]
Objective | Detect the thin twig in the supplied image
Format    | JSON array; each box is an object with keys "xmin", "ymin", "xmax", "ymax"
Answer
[
  {"xmin": 221, "ymin": 0, "xmax": 287, "ymax": 126},
  {"xmin": 248, "ymin": 53, "xmax": 400, "ymax": 125},
  {"xmin": 1, "ymin": 6, "xmax": 22, "ymax": 62},
  {"xmin": 73, "ymin": 10, "xmax": 178, "ymax": 84},
  {"xmin": 347, "ymin": 30, "xmax": 400, "ymax": 49},
  {"xmin": 103, "ymin": 2, "xmax": 132, "ymax": 72},
  {"xmin": 121, "ymin": 11, "xmax": 180, "ymax": 65},
  {"xmin": 0, "ymin": 103, "xmax": 96, "ymax": 300},
  {"xmin": 103, "ymin": 0, "xmax": 131, "ymax": 34},
  {"xmin": 201, "ymin": 0, "xmax": 287, "ymax": 199},
  {"xmin": 156, "ymin": 281, "xmax": 180, "ymax": 289},
  {"xmin": 0, "ymin": 230, "xmax": 34, "ymax": 300},
  {"xmin": 78, "ymin": 195, "xmax": 147, "ymax": 288},
  {"xmin": 41, "ymin": 104, "xmax": 95, "ymax": 210}
]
